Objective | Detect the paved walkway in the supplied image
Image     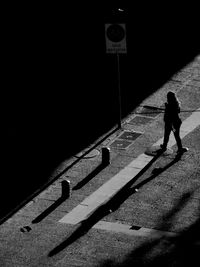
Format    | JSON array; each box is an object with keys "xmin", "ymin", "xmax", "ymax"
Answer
[
  {"xmin": 0, "ymin": 56, "xmax": 200, "ymax": 266},
  {"xmin": 59, "ymin": 108, "xmax": 200, "ymax": 226}
]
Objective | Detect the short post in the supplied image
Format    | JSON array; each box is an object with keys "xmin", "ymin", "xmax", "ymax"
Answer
[
  {"xmin": 101, "ymin": 147, "xmax": 110, "ymax": 166},
  {"xmin": 61, "ymin": 180, "xmax": 71, "ymax": 199}
]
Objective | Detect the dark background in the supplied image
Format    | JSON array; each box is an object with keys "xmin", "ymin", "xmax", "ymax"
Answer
[{"xmin": 1, "ymin": 6, "xmax": 199, "ymax": 221}]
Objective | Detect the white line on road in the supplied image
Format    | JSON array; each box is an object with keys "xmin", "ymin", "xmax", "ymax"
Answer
[{"xmin": 59, "ymin": 108, "xmax": 200, "ymax": 225}]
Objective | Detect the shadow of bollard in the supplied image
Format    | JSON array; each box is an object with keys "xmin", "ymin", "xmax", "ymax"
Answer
[{"xmin": 32, "ymin": 180, "xmax": 71, "ymax": 224}]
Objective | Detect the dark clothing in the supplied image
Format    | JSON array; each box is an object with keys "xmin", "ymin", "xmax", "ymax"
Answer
[
  {"xmin": 162, "ymin": 101, "xmax": 183, "ymax": 149},
  {"xmin": 164, "ymin": 102, "xmax": 181, "ymax": 126},
  {"xmin": 163, "ymin": 121, "xmax": 182, "ymax": 149}
]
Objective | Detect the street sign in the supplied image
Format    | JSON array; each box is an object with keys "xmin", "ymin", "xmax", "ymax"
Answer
[{"xmin": 105, "ymin": 23, "xmax": 127, "ymax": 54}]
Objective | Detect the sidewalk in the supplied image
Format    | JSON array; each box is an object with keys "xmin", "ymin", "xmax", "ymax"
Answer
[{"xmin": 0, "ymin": 56, "xmax": 200, "ymax": 266}]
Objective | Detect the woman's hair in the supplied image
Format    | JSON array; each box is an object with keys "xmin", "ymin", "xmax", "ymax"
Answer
[{"xmin": 167, "ymin": 91, "xmax": 180, "ymax": 108}]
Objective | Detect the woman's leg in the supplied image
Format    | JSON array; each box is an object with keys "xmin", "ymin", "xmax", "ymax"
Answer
[
  {"xmin": 173, "ymin": 122, "xmax": 182, "ymax": 149},
  {"xmin": 162, "ymin": 122, "xmax": 172, "ymax": 148}
]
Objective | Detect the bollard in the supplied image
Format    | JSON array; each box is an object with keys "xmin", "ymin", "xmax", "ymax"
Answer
[
  {"xmin": 101, "ymin": 147, "xmax": 110, "ymax": 166},
  {"xmin": 61, "ymin": 180, "xmax": 71, "ymax": 199}
]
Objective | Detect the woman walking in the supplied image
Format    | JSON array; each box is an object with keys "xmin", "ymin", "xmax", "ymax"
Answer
[{"xmin": 160, "ymin": 91, "xmax": 188, "ymax": 154}]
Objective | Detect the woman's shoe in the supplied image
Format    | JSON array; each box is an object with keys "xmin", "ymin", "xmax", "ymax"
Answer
[
  {"xmin": 160, "ymin": 144, "xmax": 167, "ymax": 151},
  {"xmin": 177, "ymin": 147, "xmax": 189, "ymax": 154}
]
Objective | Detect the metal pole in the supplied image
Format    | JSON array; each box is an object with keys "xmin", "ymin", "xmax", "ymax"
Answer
[{"xmin": 117, "ymin": 53, "xmax": 122, "ymax": 128}]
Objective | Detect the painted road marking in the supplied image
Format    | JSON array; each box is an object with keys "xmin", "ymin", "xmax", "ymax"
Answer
[{"xmin": 59, "ymin": 108, "xmax": 200, "ymax": 225}]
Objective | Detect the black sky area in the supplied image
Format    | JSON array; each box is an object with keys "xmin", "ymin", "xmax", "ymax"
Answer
[{"xmin": 1, "ymin": 6, "xmax": 199, "ymax": 221}]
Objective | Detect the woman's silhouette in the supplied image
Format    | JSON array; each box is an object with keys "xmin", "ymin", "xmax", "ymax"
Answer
[{"xmin": 160, "ymin": 91, "xmax": 188, "ymax": 153}]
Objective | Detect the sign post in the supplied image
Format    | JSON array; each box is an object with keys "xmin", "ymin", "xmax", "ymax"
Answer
[
  {"xmin": 116, "ymin": 53, "xmax": 122, "ymax": 128},
  {"xmin": 105, "ymin": 23, "xmax": 127, "ymax": 128}
]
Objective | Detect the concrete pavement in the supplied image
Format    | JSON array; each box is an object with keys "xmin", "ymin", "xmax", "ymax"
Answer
[{"xmin": 0, "ymin": 56, "xmax": 200, "ymax": 266}]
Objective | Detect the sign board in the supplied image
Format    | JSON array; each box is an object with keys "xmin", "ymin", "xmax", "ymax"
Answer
[{"xmin": 105, "ymin": 23, "xmax": 127, "ymax": 54}]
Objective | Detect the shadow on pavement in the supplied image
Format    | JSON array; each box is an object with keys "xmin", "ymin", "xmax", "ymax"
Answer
[
  {"xmin": 31, "ymin": 195, "xmax": 68, "ymax": 224},
  {"xmin": 73, "ymin": 162, "xmax": 109, "ymax": 190},
  {"xmin": 1, "ymin": 6, "xmax": 199, "ymax": 222},
  {"xmin": 98, "ymin": 191, "xmax": 200, "ymax": 267},
  {"xmin": 48, "ymin": 201, "xmax": 111, "ymax": 257},
  {"xmin": 48, "ymin": 151, "xmax": 181, "ymax": 256},
  {"xmin": 0, "ymin": 127, "xmax": 117, "ymax": 225},
  {"xmin": 128, "ymin": 152, "xmax": 183, "ymax": 194},
  {"xmin": 31, "ymin": 161, "xmax": 110, "ymax": 224}
]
